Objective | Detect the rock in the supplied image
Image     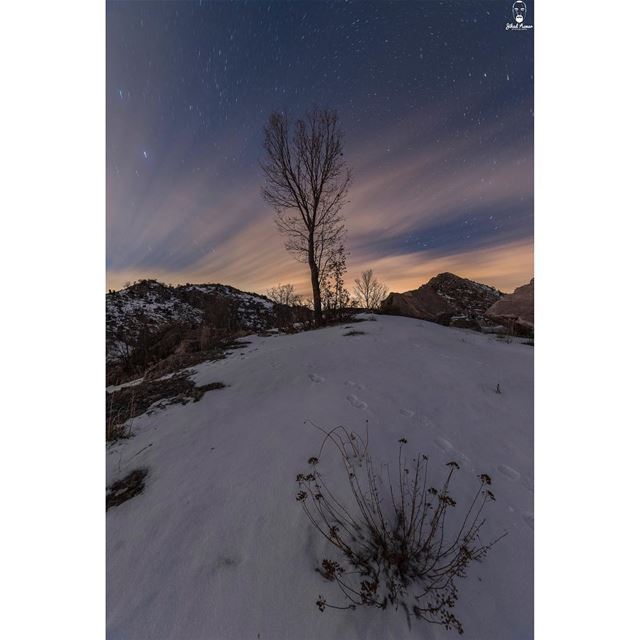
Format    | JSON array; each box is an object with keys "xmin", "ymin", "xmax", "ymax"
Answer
[
  {"xmin": 380, "ymin": 272, "xmax": 502, "ymax": 328},
  {"xmin": 485, "ymin": 278, "xmax": 534, "ymax": 336}
]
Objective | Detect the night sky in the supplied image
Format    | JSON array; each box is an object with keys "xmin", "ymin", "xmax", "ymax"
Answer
[{"xmin": 107, "ymin": 0, "xmax": 534, "ymax": 295}]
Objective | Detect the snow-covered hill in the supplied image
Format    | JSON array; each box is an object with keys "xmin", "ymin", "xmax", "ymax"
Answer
[
  {"xmin": 106, "ymin": 315, "xmax": 533, "ymax": 640},
  {"xmin": 106, "ymin": 279, "xmax": 277, "ymax": 338}
]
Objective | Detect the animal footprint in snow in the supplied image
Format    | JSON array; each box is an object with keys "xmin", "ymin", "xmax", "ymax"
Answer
[
  {"xmin": 400, "ymin": 409, "xmax": 415, "ymax": 418},
  {"xmin": 435, "ymin": 436, "xmax": 454, "ymax": 453},
  {"xmin": 345, "ymin": 380, "xmax": 365, "ymax": 390},
  {"xmin": 497, "ymin": 464, "xmax": 521, "ymax": 481},
  {"xmin": 346, "ymin": 394, "xmax": 367, "ymax": 410},
  {"xmin": 217, "ymin": 555, "xmax": 241, "ymax": 569},
  {"xmin": 308, "ymin": 374, "xmax": 324, "ymax": 383}
]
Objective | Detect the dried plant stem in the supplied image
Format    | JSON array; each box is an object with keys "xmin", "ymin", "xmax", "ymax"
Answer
[{"xmin": 296, "ymin": 428, "xmax": 505, "ymax": 634}]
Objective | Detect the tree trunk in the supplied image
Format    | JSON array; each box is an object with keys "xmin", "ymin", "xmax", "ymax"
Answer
[{"xmin": 308, "ymin": 241, "xmax": 323, "ymax": 326}]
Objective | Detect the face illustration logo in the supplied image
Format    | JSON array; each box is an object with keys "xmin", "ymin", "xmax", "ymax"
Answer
[
  {"xmin": 512, "ymin": 1, "xmax": 527, "ymax": 24},
  {"xmin": 506, "ymin": 0, "xmax": 532, "ymax": 30}
]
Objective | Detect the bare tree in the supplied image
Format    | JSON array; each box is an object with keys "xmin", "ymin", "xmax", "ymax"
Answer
[
  {"xmin": 262, "ymin": 108, "xmax": 351, "ymax": 325},
  {"xmin": 353, "ymin": 269, "xmax": 388, "ymax": 309},
  {"xmin": 266, "ymin": 283, "xmax": 302, "ymax": 307}
]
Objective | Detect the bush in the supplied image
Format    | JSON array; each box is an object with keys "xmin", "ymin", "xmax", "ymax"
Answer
[{"xmin": 296, "ymin": 426, "xmax": 504, "ymax": 633}]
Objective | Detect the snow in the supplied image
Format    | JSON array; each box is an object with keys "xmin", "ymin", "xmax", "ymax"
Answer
[
  {"xmin": 106, "ymin": 288, "xmax": 203, "ymax": 333},
  {"xmin": 107, "ymin": 315, "xmax": 533, "ymax": 639},
  {"xmin": 105, "ymin": 376, "xmax": 144, "ymax": 394},
  {"xmin": 106, "ymin": 281, "xmax": 276, "ymax": 346}
]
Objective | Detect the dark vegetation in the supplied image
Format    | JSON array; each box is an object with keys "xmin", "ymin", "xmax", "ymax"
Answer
[
  {"xmin": 343, "ymin": 330, "xmax": 366, "ymax": 337},
  {"xmin": 106, "ymin": 468, "xmax": 149, "ymax": 510},
  {"xmin": 108, "ymin": 321, "xmax": 247, "ymax": 386},
  {"xmin": 106, "ymin": 372, "xmax": 225, "ymax": 442},
  {"xmin": 296, "ymin": 427, "xmax": 505, "ymax": 633}
]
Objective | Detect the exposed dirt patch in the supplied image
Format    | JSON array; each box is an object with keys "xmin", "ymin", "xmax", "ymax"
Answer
[
  {"xmin": 106, "ymin": 468, "xmax": 148, "ymax": 511},
  {"xmin": 107, "ymin": 326, "xmax": 251, "ymax": 387},
  {"xmin": 106, "ymin": 372, "xmax": 225, "ymax": 441}
]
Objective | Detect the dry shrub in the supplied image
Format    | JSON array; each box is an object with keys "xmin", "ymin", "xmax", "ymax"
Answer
[
  {"xmin": 296, "ymin": 426, "xmax": 505, "ymax": 633},
  {"xmin": 106, "ymin": 391, "xmax": 135, "ymax": 442}
]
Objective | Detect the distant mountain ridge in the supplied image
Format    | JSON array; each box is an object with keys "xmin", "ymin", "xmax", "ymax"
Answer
[{"xmin": 380, "ymin": 272, "xmax": 503, "ymax": 330}]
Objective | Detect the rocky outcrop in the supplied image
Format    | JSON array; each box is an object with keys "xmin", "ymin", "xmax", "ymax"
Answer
[
  {"xmin": 486, "ymin": 278, "xmax": 534, "ymax": 336},
  {"xmin": 106, "ymin": 279, "xmax": 278, "ymax": 341},
  {"xmin": 380, "ymin": 272, "xmax": 502, "ymax": 329},
  {"xmin": 106, "ymin": 279, "xmax": 311, "ymax": 364},
  {"xmin": 106, "ymin": 279, "xmax": 313, "ymax": 385}
]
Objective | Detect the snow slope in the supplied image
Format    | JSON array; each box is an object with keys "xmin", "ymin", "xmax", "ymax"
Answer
[{"xmin": 106, "ymin": 315, "xmax": 533, "ymax": 640}]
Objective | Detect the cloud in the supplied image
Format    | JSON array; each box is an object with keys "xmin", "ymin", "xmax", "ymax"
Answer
[
  {"xmin": 351, "ymin": 238, "xmax": 533, "ymax": 294},
  {"xmin": 107, "ymin": 99, "xmax": 533, "ymax": 296},
  {"xmin": 107, "ymin": 231, "xmax": 532, "ymax": 296}
]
